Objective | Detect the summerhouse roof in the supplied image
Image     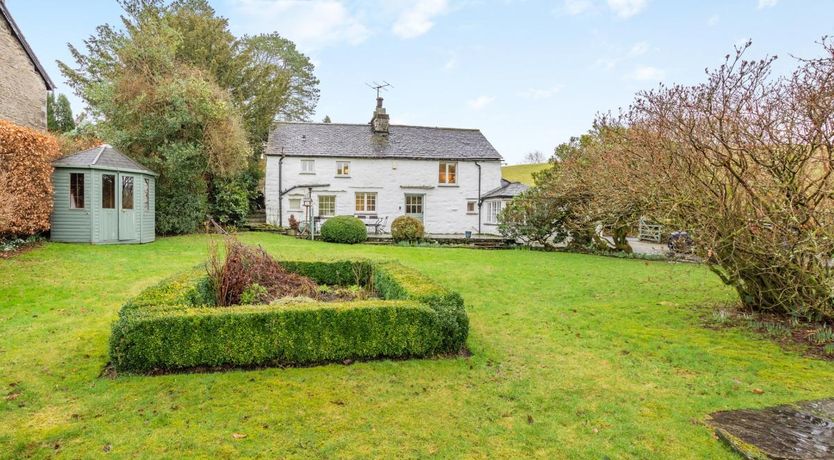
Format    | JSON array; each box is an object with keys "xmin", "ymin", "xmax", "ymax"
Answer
[{"xmin": 53, "ymin": 145, "xmax": 158, "ymax": 176}]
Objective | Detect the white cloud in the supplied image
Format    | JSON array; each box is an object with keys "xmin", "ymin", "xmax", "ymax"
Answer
[
  {"xmin": 228, "ymin": 0, "xmax": 369, "ymax": 51},
  {"xmin": 607, "ymin": 0, "xmax": 648, "ymax": 18},
  {"xmin": 468, "ymin": 95, "xmax": 495, "ymax": 110},
  {"xmin": 757, "ymin": 0, "xmax": 778, "ymax": 9},
  {"xmin": 628, "ymin": 66, "xmax": 665, "ymax": 81},
  {"xmin": 519, "ymin": 85, "xmax": 564, "ymax": 100},
  {"xmin": 595, "ymin": 41, "xmax": 649, "ymax": 70},
  {"xmin": 392, "ymin": 0, "xmax": 449, "ymax": 39},
  {"xmin": 707, "ymin": 14, "xmax": 720, "ymax": 27},
  {"xmin": 562, "ymin": 0, "xmax": 593, "ymax": 15}
]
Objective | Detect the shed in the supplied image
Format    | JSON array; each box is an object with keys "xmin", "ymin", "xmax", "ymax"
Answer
[{"xmin": 51, "ymin": 145, "xmax": 157, "ymax": 244}]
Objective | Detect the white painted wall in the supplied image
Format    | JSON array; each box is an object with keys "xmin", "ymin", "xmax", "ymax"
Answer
[{"xmin": 265, "ymin": 156, "xmax": 503, "ymax": 234}]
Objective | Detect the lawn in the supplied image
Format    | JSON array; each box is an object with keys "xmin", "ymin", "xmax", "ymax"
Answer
[
  {"xmin": 2, "ymin": 234, "xmax": 834, "ymax": 458},
  {"xmin": 501, "ymin": 163, "xmax": 550, "ymax": 185}
]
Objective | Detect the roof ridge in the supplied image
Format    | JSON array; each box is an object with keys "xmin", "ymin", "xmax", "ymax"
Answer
[
  {"xmin": 275, "ymin": 121, "xmax": 481, "ymax": 132},
  {"xmin": 91, "ymin": 145, "xmax": 107, "ymax": 165}
]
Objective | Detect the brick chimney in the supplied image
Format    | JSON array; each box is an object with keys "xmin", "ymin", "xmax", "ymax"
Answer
[{"xmin": 370, "ymin": 97, "xmax": 389, "ymax": 134}]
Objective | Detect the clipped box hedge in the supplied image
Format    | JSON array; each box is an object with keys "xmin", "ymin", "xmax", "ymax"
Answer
[{"xmin": 110, "ymin": 260, "xmax": 468, "ymax": 373}]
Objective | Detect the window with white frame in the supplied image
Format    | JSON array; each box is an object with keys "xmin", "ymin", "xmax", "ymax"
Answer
[
  {"xmin": 335, "ymin": 161, "xmax": 350, "ymax": 177},
  {"xmin": 355, "ymin": 192, "xmax": 377, "ymax": 213},
  {"xmin": 486, "ymin": 200, "xmax": 502, "ymax": 224},
  {"xmin": 318, "ymin": 195, "xmax": 336, "ymax": 216},
  {"xmin": 288, "ymin": 196, "xmax": 302, "ymax": 211},
  {"xmin": 301, "ymin": 159, "xmax": 315, "ymax": 174},
  {"xmin": 438, "ymin": 162, "xmax": 457, "ymax": 184},
  {"xmin": 466, "ymin": 200, "xmax": 477, "ymax": 214}
]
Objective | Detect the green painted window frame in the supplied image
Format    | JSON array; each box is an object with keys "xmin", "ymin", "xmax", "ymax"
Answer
[
  {"xmin": 102, "ymin": 174, "xmax": 116, "ymax": 209},
  {"xmin": 69, "ymin": 173, "xmax": 85, "ymax": 209},
  {"xmin": 122, "ymin": 176, "xmax": 134, "ymax": 210},
  {"xmin": 143, "ymin": 178, "xmax": 150, "ymax": 211}
]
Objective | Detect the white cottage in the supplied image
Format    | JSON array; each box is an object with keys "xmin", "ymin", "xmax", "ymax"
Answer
[{"xmin": 264, "ymin": 98, "xmax": 510, "ymax": 235}]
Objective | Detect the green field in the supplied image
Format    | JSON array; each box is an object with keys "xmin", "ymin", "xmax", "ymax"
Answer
[
  {"xmin": 501, "ymin": 162, "xmax": 550, "ymax": 185},
  {"xmin": 2, "ymin": 234, "xmax": 834, "ymax": 458}
]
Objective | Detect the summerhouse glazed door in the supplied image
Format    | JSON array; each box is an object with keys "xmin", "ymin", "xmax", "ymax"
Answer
[{"xmin": 118, "ymin": 174, "xmax": 136, "ymax": 240}]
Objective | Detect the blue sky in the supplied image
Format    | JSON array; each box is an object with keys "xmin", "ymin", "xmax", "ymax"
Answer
[{"xmin": 7, "ymin": 0, "xmax": 834, "ymax": 164}]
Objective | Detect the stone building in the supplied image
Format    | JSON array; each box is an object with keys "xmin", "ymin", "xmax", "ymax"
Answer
[
  {"xmin": 265, "ymin": 97, "xmax": 524, "ymax": 235},
  {"xmin": 0, "ymin": 0, "xmax": 55, "ymax": 130}
]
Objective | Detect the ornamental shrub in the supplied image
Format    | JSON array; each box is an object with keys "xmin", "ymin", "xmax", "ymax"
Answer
[
  {"xmin": 391, "ymin": 216, "xmax": 424, "ymax": 242},
  {"xmin": 320, "ymin": 215, "xmax": 367, "ymax": 244},
  {"xmin": 0, "ymin": 120, "xmax": 60, "ymax": 237},
  {"xmin": 109, "ymin": 260, "xmax": 469, "ymax": 372}
]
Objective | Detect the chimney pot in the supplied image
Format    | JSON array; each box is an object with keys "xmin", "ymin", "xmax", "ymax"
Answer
[{"xmin": 370, "ymin": 97, "xmax": 389, "ymax": 134}]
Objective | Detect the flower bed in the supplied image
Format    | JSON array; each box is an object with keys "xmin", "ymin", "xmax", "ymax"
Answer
[{"xmin": 109, "ymin": 260, "xmax": 468, "ymax": 373}]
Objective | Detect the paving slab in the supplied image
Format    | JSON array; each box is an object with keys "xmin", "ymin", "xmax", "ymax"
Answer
[{"xmin": 708, "ymin": 399, "xmax": 834, "ymax": 459}]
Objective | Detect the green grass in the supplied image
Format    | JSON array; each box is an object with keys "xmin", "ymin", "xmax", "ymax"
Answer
[
  {"xmin": 2, "ymin": 234, "xmax": 834, "ymax": 458},
  {"xmin": 501, "ymin": 162, "xmax": 550, "ymax": 185}
]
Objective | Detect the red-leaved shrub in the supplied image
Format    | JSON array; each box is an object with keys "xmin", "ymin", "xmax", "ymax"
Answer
[
  {"xmin": 207, "ymin": 238, "xmax": 318, "ymax": 306},
  {"xmin": 0, "ymin": 120, "xmax": 61, "ymax": 236}
]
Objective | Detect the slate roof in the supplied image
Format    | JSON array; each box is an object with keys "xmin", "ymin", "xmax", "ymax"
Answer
[
  {"xmin": 0, "ymin": 1, "xmax": 55, "ymax": 90},
  {"xmin": 482, "ymin": 179, "xmax": 529, "ymax": 199},
  {"xmin": 53, "ymin": 145, "xmax": 158, "ymax": 175},
  {"xmin": 266, "ymin": 122, "xmax": 503, "ymax": 161}
]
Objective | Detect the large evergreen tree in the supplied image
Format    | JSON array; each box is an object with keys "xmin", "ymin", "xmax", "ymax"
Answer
[
  {"xmin": 46, "ymin": 93, "xmax": 76, "ymax": 133},
  {"xmin": 58, "ymin": 0, "xmax": 319, "ymax": 233}
]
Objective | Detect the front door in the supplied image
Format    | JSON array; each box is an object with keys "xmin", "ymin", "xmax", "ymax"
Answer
[
  {"xmin": 118, "ymin": 174, "xmax": 136, "ymax": 240},
  {"xmin": 99, "ymin": 173, "xmax": 118, "ymax": 241},
  {"xmin": 404, "ymin": 194, "xmax": 424, "ymax": 221}
]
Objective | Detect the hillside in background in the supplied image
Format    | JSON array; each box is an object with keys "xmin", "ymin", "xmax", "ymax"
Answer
[{"xmin": 501, "ymin": 163, "xmax": 549, "ymax": 185}]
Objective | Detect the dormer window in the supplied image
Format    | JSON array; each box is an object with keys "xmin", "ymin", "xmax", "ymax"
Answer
[
  {"xmin": 439, "ymin": 162, "xmax": 457, "ymax": 185},
  {"xmin": 301, "ymin": 159, "xmax": 315, "ymax": 174}
]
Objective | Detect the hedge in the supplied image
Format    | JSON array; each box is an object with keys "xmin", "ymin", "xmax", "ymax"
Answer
[
  {"xmin": 110, "ymin": 260, "xmax": 468, "ymax": 373},
  {"xmin": 0, "ymin": 120, "xmax": 60, "ymax": 236},
  {"xmin": 319, "ymin": 216, "xmax": 367, "ymax": 244}
]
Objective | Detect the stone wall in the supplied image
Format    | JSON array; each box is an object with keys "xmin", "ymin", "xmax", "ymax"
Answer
[{"xmin": 0, "ymin": 15, "xmax": 47, "ymax": 131}]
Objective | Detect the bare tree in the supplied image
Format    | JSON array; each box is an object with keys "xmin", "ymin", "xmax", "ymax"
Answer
[
  {"xmin": 604, "ymin": 39, "xmax": 834, "ymax": 319},
  {"xmin": 524, "ymin": 150, "xmax": 545, "ymax": 164}
]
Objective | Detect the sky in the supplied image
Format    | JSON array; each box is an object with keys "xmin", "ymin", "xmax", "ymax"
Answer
[{"xmin": 6, "ymin": 0, "xmax": 834, "ymax": 164}]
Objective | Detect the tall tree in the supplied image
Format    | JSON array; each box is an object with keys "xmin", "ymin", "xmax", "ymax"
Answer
[
  {"xmin": 242, "ymin": 32, "xmax": 320, "ymax": 123},
  {"xmin": 58, "ymin": 0, "xmax": 319, "ymax": 232},
  {"xmin": 46, "ymin": 93, "xmax": 76, "ymax": 133}
]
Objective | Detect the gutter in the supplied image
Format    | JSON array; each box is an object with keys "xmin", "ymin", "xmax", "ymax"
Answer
[{"xmin": 277, "ymin": 151, "xmax": 285, "ymax": 227}]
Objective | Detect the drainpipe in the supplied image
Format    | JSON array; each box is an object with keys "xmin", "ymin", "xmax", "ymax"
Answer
[
  {"xmin": 475, "ymin": 161, "xmax": 482, "ymax": 234},
  {"xmin": 277, "ymin": 149, "xmax": 285, "ymax": 227}
]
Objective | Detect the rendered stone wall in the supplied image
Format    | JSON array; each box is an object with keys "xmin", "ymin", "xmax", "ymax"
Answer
[
  {"xmin": 0, "ymin": 16, "xmax": 48, "ymax": 131},
  {"xmin": 265, "ymin": 155, "xmax": 504, "ymax": 234}
]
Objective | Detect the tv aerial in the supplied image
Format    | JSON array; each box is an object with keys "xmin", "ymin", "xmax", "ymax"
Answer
[{"xmin": 366, "ymin": 81, "xmax": 393, "ymax": 98}]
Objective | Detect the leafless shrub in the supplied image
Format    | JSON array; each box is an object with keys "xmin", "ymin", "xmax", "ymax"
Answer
[
  {"xmin": 207, "ymin": 237, "xmax": 318, "ymax": 306},
  {"xmin": 599, "ymin": 38, "xmax": 834, "ymax": 319}
]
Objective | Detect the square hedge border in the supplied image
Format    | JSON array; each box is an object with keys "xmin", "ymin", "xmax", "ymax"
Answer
[{"xmin": 109, "ymin": 260, "xmax": 469, "ymax": 373}]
